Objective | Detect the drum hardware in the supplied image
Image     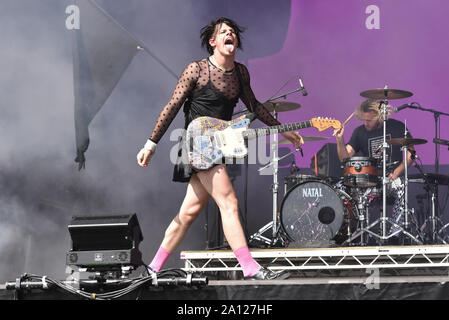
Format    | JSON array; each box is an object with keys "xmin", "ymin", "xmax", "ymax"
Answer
[
  {"xmin": 343, "ymin": 188, "xmax": 372, "ymax": 246},
  {"xmin": 395, "ymin": 104, "xmax": 449, "ymax": 234},
  {"xmin": 408, "ymin": 173, "xmax": 449, "ymax": 186},
  {"xmin": 387, "ymin": 138, "xmax": 427, "ymax": 147},
  {"xmin": 248, "ymin": 114, "xmax": 282, "ymax": 246},
  {"xmin": 289, "ymin": 160, "xmax": 300, "ymax": 174},
  {"xmin": 262, "ymin": 101, "xmax": 301, "ymax": 113},
  {"xmin": 434, "ymin": 137, "xmax": 449, "ymax": 150},
  {"xmin": 249, "ymin": 91, "xmax": 306, "ymax": 246},
  {"xmin": 396, "ymin": 120, "xmax": 423, "ymax": 244},
  {"xmin": 349, "ymin": 86, "xmax": 423, "ymax": 245},
  {"xmin": 249, "ymin": 146, "xmax": 303, "ymax": 246},
  {"xmin": 379, "ymin": 89, "xmax": 395, "ymax": 243},
  {"xmin": 409, "ymin": 170, "xmax": 449, "ymax": 244},
  {"xmin": 249, "ymin": 79, "xmax": 308, "ymax": 247},
  {"xmin": 342, "ymin": 187, "xmax": 379, "ymax": 246},
  {"xmin": 360, "ymin": 88, "xmax": 413, "ymax": 100},
  {"xmin": 392, "ymin": 103, "xmax": 449, "ymax": 174},
  {"xmin": 425, "ymin": 181, "xmax": 446, "ymax": 244}
]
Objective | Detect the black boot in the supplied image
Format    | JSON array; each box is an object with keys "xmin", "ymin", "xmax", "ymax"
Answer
[{"xmin": 244, "ymin": 267, "xmax": 291, "ymax": 280}]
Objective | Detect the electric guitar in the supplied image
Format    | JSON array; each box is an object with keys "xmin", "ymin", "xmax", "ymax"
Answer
[{"xmin": 186, "ymin": 114, "xmax": 341, "ymax": 170}]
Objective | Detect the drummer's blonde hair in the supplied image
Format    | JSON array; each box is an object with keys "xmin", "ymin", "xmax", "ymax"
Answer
[{"xmin": 355, "ymin": 99, "xmax": 392, "ymax": 123}]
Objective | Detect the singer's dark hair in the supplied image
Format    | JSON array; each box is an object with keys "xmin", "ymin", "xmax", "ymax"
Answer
[{"xmin": 200, "ymin": 17, "xmax": 245, "ymax": 55}]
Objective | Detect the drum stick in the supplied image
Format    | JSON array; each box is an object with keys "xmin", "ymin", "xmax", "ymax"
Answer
[
  {"xmin": 333, "ymin": 112, "xmax": 355, "ymax": 136},
  {"xmin": 342, "ymin": 111, "xmax": 355, "ymax": 126}
]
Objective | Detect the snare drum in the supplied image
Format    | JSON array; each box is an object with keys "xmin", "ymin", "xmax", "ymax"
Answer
[
  {"xmin": 343, "ymin": 157, "xmax": 379, "ymax": 188},
  {"xmin": 280, "ymin": 181, "xmax": 358, "ymax": 247}
]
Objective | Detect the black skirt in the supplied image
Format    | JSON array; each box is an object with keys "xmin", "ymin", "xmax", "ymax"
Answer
[{"xmin": 172, "ymin": 134, "xmax": 195, "ymax": 183}]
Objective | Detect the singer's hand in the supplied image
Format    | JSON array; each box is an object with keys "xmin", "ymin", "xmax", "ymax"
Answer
[
  {"xmin": 137, "ymin": 148, "xmax": 154, "ymax": 167},
  {"xmin": 281, "ymin": 131, "xmax": 304, "ymax": 149}
]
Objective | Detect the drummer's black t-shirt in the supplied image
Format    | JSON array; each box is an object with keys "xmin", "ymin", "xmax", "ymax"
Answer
[{"xmin": 347, "ymin": 118, "xmax": 412, "ymax": 166}]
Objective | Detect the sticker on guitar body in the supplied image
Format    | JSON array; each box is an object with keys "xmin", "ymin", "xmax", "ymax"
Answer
[{"xmin": 186, "ymin": 115, "xmax": 341, "ymax": 170}]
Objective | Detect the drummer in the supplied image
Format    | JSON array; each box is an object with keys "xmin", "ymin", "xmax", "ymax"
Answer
[{"xmin": 334, "ymin": 99, "xmax": 416, "ymax": 237}]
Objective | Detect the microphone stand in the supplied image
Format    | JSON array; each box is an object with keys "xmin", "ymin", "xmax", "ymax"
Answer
[
  {"xmin": 401, "ymin": 105, "xmax": 449, "ymax": 173},
  {"xmin": 268, "ymin": 87, "xmax": 304, "ymax": 101},
  {"xmin": 400, "ymin": 105, "xmax": 449, "ymax": 237}
]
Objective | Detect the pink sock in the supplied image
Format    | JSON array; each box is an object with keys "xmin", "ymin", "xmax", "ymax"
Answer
[
  {"xmin": 234, "ymin": 246, "xmax": 261, "ymax": 277},
  {"xmin": 149, "ymin": 246, "xmax": 171, "ymax": 272}
]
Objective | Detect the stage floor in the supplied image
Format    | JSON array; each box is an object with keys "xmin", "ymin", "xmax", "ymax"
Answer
[
  {"xmin": 2, "ymin": 245, "xmax": 449, "ymax": 300},
  {"xmin": 2, "ymin": 276, "xmax": 449, "ymax": 300}
]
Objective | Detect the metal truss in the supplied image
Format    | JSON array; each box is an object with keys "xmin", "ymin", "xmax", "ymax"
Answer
[{"xmin": 180, "ymin": 245, "xmax": 449, "ymax": 274}]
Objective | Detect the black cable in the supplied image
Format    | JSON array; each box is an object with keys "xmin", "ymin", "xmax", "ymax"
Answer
[
  {"xmin": 87, "ymin": 0, "xmax": 178, "ymax": 79},
  {"xmin": 8, "ymin": 269, "xmax": 205, "ymax": 300}
]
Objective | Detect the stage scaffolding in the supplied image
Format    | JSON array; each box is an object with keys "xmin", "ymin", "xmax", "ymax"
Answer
[{"xmin": 181, "ymin": 245, "xmax": 449, "ymax": 278}]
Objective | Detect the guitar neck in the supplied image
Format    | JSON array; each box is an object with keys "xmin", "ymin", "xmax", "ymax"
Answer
[{"xmin": 244, "ymin": 121, "xmax": 312, "ymax": 139}]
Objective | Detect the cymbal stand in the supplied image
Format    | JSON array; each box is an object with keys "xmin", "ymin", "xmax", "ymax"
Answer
[
  {"xmin": 403, "ymin": 121, "xmax": 410, "ymax": 231},
  {"xmin": 428, "ymin": 182, "xmax": 447, "ymax": 243},
  {"xmin": 349, "ymin": 94, "xmax": 393, "ymax": 244},
  {"xmin": 270, "ymin": 107, "xmax": 281, "ymax": 243},
  {"xmin": 360, "ymin": 87, "xmax": 421, "ymax": 244},
  {"xmin": 249, "ymin": 85, "xmax": 306, "ymax": 247},
  {"xmin": 249, "ymin": 106, "xmax": 284, "ymax": 246},
  {"xmin": 399, "ymin": 121, "xmax": 422, "ymax": 244},
  {"xmin": 249, "ymin": 145, "xmax": 302, "ymax": 246},
  {"xmin": 380, "ymin": 98, "xmax": 389, "ymax": 241},
  {"xmin": 370, "ymin": 93, "xmax": 395, "ymax": 243},
  {"xmin": 414, "ymin": 163, "xmax": 447, "ymax": 244}
]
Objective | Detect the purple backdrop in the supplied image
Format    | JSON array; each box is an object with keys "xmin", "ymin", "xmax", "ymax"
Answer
[{"xmin": 249, "ymin": 0, "xmax": 449, "ymax": 167}]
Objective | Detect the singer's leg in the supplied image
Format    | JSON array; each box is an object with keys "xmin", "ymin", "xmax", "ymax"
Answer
[{"xmin": 150, "ymin": 174, "xmax": 210, "ymax": 271}]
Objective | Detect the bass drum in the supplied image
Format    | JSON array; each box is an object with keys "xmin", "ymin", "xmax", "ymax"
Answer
[
  {"xmin": 284, "ymin": 174, "xmax": 322, "ymax": 194},
  {"xmin": 280, "ymin": 181, "xmax": 357, "ymax": 247}
]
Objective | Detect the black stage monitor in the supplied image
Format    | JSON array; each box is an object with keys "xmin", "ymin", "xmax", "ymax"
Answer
[{"xmin": 66, "ymin": 214, "xmax": 143, "ymax": 270}]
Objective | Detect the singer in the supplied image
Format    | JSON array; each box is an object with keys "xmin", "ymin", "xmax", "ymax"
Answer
[
  {"xmin": 136, "ymin": 17, "xmax": 303, "ymax": 280},
  {"xmin": 334, "ymin": 99, "xmax": 416, "ymax": 242}
]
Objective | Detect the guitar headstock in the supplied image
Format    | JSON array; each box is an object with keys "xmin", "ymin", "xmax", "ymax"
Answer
[{"xmin": 311, "ymin": 117, "xmax": 342, "ymax": 132}]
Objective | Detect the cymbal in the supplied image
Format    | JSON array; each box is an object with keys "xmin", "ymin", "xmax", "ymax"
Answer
[
  {"xmin": 277, "ymin": 136, "xmax": 330, "ymax": 144},
  {"xmin": 360, "ymin": 88, "xmax": 413, "ymax": 100},
  {"xmin": 408, "ymin": 173, "xmax": 449, "ymax": 186},
  {"xmin": 263, "ymin": 101, "xmax": 301, "ymax": 112},
  {"xmin": 387, "ymin": 138, "xmax": 427, "ymax": 146}
]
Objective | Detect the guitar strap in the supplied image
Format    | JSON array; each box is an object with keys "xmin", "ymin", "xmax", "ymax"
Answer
[
  {"xmin": 182, "ymin": 60, "xmax": 201, "ymax": 122},
  {"xmin": 235, "ymin": 63, "xmax": 257, "ymax": 120},
  {"xmin": 235, "ymin": 62, "xmax": 244, "ymax": 95}
]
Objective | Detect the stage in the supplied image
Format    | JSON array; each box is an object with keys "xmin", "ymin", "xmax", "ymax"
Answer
[
  {"xmin": 2, "ymin": 245, "xmax": 449, "ymax": 300},
  {"xmin": 3, "ymin": 0, "xmax": 449, "ymax": 309}
]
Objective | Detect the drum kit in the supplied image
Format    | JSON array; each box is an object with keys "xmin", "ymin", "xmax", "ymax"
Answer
[{"xmin": 250, "ymin": 87, "xmax": 449, "ymax": 248}]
